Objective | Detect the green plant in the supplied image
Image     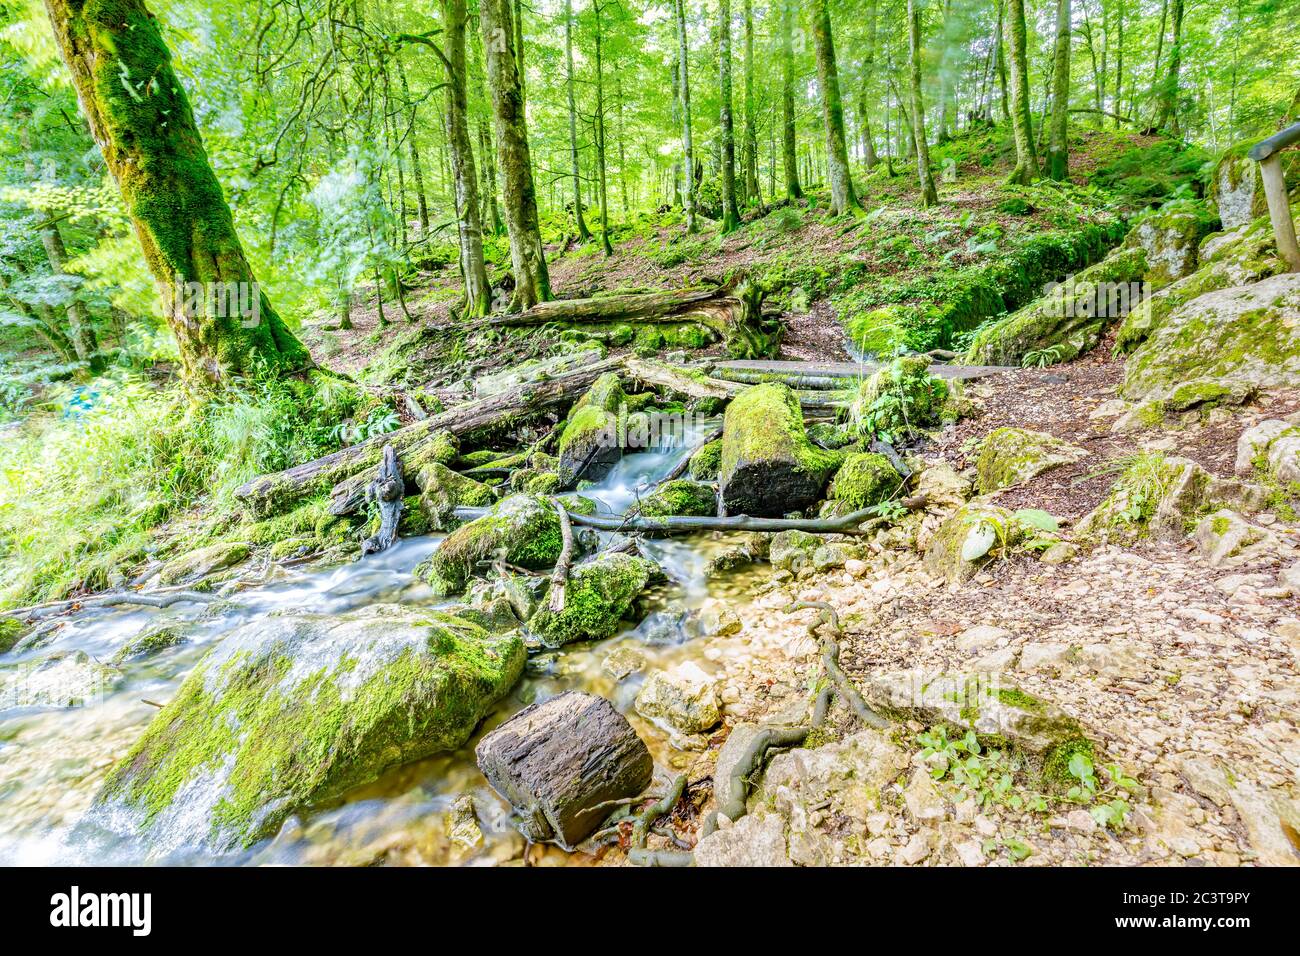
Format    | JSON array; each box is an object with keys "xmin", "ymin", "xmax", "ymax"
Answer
[{"xmin": 1021, "ymin": 345, "xmax": 1064, "ymax": 368}]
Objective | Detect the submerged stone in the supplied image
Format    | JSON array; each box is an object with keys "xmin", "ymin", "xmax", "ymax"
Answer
[{"xmin": 92, "ymin": 604, "xmax": 524, "ymax": 853}]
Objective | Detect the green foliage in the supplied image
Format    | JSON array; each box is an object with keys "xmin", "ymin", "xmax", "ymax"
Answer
[{"xmin": 847, "ymin": 355, "xmax": 948, "ymax": 443}]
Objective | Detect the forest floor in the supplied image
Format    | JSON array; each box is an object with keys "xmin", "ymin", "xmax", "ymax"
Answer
[{"xmin": 617, "ymin": 348, "xmax": 1300, "ymax": 867}]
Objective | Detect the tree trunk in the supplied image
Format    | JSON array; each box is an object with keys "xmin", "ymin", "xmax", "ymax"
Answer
[
  {"xmin": 741, "ymin": 0, "xmax": 761, "ymax": 207},
  {"xmin": 718, "ymin": 0, "xmax": 740, "ymax": 232},
  {"xmin": 1046, "ymin": 0, "xmax": 1072, "ymax": 181},
  {"xmin": 1005, "ymin": 0, "xmax": 1039, "ymax": 184},
  {"xmin": 1152, "ymin": 0, "xmax": 1183, "ymax": 134},
  {"xmin": 779, "ymin": 0, "xmax": 802, "ymax": 200},
  {"xmin": 480, "ymin": 0, "xmax": 550, "ymax": 310},
  {"xmin": 43, "ymin": 0, "xmax": 309, "ymax": 387},
  {"xmin": 674, "ymin": 0, "xmax": 698, "ymax": 233},
  {"xmin": 810, "ymin": 0, "xmax": 861, "ymax": 216},
  {"xmin": 565, "ymin": 0, "xmax": 591, "ymax": 243},
  {"xmin": 593, "ymin": 1, "xmax": 614, "ymax": 256},
  {"xmin": 860, "ymin": 0, "xmax": 880, "ymax": 168},
  {"xmin": 438, "ymin": 0, "xmax": 493, "ymax": 316},
  {"xmin": 906, "ymin": 0, "xmax": 939, "ymax": 207},
  {"xmin": 475, "ymin": 692, "xmax": 652, "ymax": 850},
  {"xmin": 937, "ymin": 0, "xmax": 955, "ymax": 143},
  {"xmin": 995, "ymin": 0, "xmax": 1010, "ymax": 121}
]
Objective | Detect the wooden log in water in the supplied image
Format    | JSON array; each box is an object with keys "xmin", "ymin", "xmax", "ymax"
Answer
[{"xmin": 475, "ymin": 691, "xmax": 653, "ymax": 849}]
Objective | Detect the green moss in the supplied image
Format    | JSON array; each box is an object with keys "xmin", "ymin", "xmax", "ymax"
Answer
[
  {"xmin": 0, "ymin": 617, "xmax": 26, "ymax": 654},
  {"xmin": 96, "ymin": 608, "xmax": 524, "ymax": 849},
  {"xmin": 528, "ymin": 553, "xmax": 653, "ymax": 647},
  {"xmin": 975, "ymin": 427, "xmax": 1083, "ymax": 494},
  {"xmin": 688, "ymin": 439, "xmax": 723, "ymax": 480},
  {"xmin": 112, "ymin": 623, "xmax": 187, "ymax": 664},
  {"xmin": 828, "ymin": 452, "xmax": 899, "ymax": 509},
  {"xmin": 1041, "ymin": 736, "xmax": 1096, "ymax": 790},
  {"xmin": 636, "ymin": 479, "xmax": 717, "ymax": 517},
  {"xmin": 417, "ymin": 495, "xmax": 562, "ymax": 595}
]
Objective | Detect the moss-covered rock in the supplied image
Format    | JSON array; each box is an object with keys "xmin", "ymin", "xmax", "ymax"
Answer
[
  {"xmin": 112, "ymin": 623, "xmax": 188, "ymax": 665},
  {"xmin": 718, "ymin": 383, "xmax": 841, "ymax": 517},
  {"xmin": 1124, "ymin": 200, "xmax": 1220, "ymax": 288},
  {"xmin": 848, "ymin": 356, "xmax": 948, "ymax": 442},
  {"xmin": 557, "ymin": 405, "xmax": 621, "ymax": 488},
  {"xmin": 92, "ymin": 605, "xmax": 524, "ymax": 853},
  {"xmin": 806, "ymin": 422, "xmax": 857, "ymax": 450},
  {"xmin": 1191, "ymin": 509, "xmax": 1289, "ymax": 568},
  {"xmin": 827, "ymin": 452, "xmax": 899, "ymax": 509},
  {"xmin": 571, "ymin": 372, "xmax": 626, "ymax": 416},
  {"xmin": 688, "ymin": 439, "xmax": 723, "ymax": 480},
  {"xmin": 769, "ymin": 529, "xmax": 824, "ymax": 573},
  {"xmin": 923, "ymin": 504, "xmax": 1025, "ymax": 583},
  {"xmin": 527, "ymin": 552, "xmax": 654, "ymax": 647},
  {"xmin": 157, "ymin": 541, "xmax": 250, "ymax": 586},
  {"xmin": 1122, "ymin": 272, "xmax": 1300, "ymax": 401},
  {"xmin": 415, "ymin": 495, "xmax": 563, "ymax": 596},
  {"xmin": 1076, "ymin": 454, "xmax": 1266, "ymax": 543},
  {"xmin": 1116, "ymin": 214, "xmax": 1287, "ymax": 353},
  {"xmin": 415, "ymin": 463, "xmax": 497, "ymax": 531},
  {"xmin": 1211, "ymin": 141, "xmax": 1300, "ymax": 231},
  {"xmin": 635, "ymin": 479, "xmax": 717, "ymax": 518},
  {"xmin": 975, "ymin": 427, "xmax": 1086, "ymax": 494},
  {"xmin": 965, "ymin": 246, "xmax": 1148, "ymax": 367}
]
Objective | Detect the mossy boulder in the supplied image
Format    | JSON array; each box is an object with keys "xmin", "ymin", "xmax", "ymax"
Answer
[
  {"xmin": 528, "ymin": 552, "xmax": 654, "ymax": 647},
  {"xmin": 157, "ymin": 541, "xmax": 250, "ymax": 586},
  {"xmin": 415, "ymin": 495, "xmax": 563, "ymax": 596},
  {"xmin": 965, "ymin": 246, "xmax": 1148, "ymax": 367},
  {"xmin": 112, "ymin": 623, "xmax": 188, "ymax": 665},
  {"xmin": 1123, "ymin": 200, "xmax": 1220, "ymax": 288},
  {"xmin": 1211, "ymin": 142, "xmax": 1300, "ymax": 231},
  {"xmin": 849, "ymin": 356, "xmax": 947, "ymax": 442},
  {"xmin": 769, "ymin": 529, "xmax": 824, "ymax": 573},
  {"xmin": 827, "ymin": 452, "xmax": 899, "ymax": 509},
  {"xmin": 806, "ymin": 421, "xmax": 857, "ymax": 450},
  {"xmin": 1116, "ymin": 214, "xmax": 1288, "ymax": 353},
  {"xmin": 571, "ymin": 371, "xmax": 627, "ymax": 417},
  {"xmin": 923, "ymin": 504, "xmax": 1025, "ymax": 583},
  {"xmin": 1122, "ymin": 272, "xmax": 1300, "ymax": 402},
  {"xmin": 1076, "ymin": 454, "xmax": 1266, "ymax": 543},
  {"xmin": 557, "ymin": 405, "xmax": 621, "ymax": 487},
  {"xmin": 719, "ymin": 383, "xmax": 841, "ymax": 517},
  {"xmin": 416, "ymin": 463, "xmax": 497, "ymax": 531},
  {"xmin": 92, "ymin": 605, "xmax": 524, "ymax": 853},
  {"xmin": 635, "ymin": 479, "xmax": 717, "ymax": 518},
  {"xmin": 860, "ymin": 671, "xmax": 1092, "ymax": 784},
  {"xmin": 688, "ymin": 439, "xmax": 723, "ymax": 480},
  {"xmin": 1191, "ymin": 509, "xmax": 1289, "ymax": 569},
  {"xmin": 975, "ymin": 427, "xmax": 1086, "ymax": 494}
]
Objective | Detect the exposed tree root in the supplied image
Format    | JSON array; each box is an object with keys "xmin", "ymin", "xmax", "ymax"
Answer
[{"xmin": 548, "ymin": 498, "xmax": 576, "ymax": 612}]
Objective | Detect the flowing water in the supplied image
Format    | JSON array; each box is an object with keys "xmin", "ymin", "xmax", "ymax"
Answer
[{"xmin": 0, "ymin": 420, "xmax": 766, "ymax": 866}]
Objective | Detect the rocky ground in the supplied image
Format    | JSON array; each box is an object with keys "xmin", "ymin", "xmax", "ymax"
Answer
[{"xmin": 612, "ymin": 356, "xmax": 1300, "ymax": 868}]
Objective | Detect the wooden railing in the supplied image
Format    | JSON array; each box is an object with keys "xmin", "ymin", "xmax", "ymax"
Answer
[{"xmin": 1248, "ymin": 122, "xmax": 1300, "ymax": 272}]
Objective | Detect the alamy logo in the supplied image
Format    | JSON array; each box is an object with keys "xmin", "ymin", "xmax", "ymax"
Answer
[{"xmin": 49, "ymin": 886, "xmax": 152, "ymax": 936}]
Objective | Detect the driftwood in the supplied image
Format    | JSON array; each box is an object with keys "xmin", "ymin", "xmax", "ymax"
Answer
[
  {"xmin": 547, "ymin": 499, "xmax": 575, "ymax": 612},
  {"xmin": 475, "ymin": 691, "xmax": 653, "ymax": 850},
  {"xmin": 234, "ymin": 356, "xmax": 624, "ymax": 518},
  {"xmin": 359, "ymin": 444, "xmax": 404, "ymax": 556},
  {"xmin": 453, "ymin": 494, "xmax": 926, "ymax": 536},
  {"xmin": 1, "ymin": 587, "xmax": 217, "ymax": 621},
  {"xmin": 487, "ymin": 286, "xmax": 780, "ymax": 359}
]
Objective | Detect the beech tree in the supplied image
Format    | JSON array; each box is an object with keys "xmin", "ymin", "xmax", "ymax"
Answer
[{"xmin": 42, "ymin": 0, "xmax": 309, "ymax": 386}]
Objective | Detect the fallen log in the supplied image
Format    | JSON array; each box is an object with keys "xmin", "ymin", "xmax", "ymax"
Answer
[
  {"xmin": 234, "ymin": 356, "xmax": 623, "ymax": 519},
  {"xmin": 453, "ymin": 494, "xmax": 926, "ymax": 535},
  {"xmin": 475, "ymin": 691, "xmax": 653, "ymax": 850},
  {"xmin": 487, "ymin": 285, "xmax": 780, "ymax": 359}
]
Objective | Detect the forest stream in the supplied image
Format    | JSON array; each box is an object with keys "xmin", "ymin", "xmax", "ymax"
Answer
[{"xmin": 0, "ymin": 418, "xmax": 772, "ymax": 866}]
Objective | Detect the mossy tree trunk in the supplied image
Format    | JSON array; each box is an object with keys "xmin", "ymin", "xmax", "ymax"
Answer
[
  {"xmin": 1152, "ymin": 0, "xmax": 1183, "ymax": 135},
  {"xmin": 936, "ymin": 0, "xmax": 955, "ymax": 143},
  {"xmin": 592, "ymin": 0, "xmax": 614, "ymax": 256},
  {"xmin": 564, "ymin": 0, "xmax": 591, "ymax": 243},
  {"xmin": 779, "ymin": 0, "xmax": 802, "ymax": 201},
  {"xmin": 674, "ymin": 0, "xmax": 698, "ymax": 233},
  {"xmin": 717, "ymin": 0, "xmax": 740, "ymax": 233},
  {"xmin": 43, "ymin": 0, "xmax": 310, "ymax": 387},
  {"xmin": 432, "ymin": 0, "xmax": 492, "ymax": 317},
  {"xmin": 859, "ymin": 0, "xmax": 880, "ymax": 169},
  {"xmin": 995, "ymin": 0, "xmax": 1010, "ymax": 121},
  {"xmin": 481, "ymin": 0, "xmax": 550, "ymax": 310},
  {"xmin": 810, "ymin": 0, "xmax": 861, "ymax": 216},
  {"xmin": 1046, "ymin": 0, "xmax": 1072, "ymax": 181},
  {"xmin": 1004, "ymin": 0, "xmax": 1039, "ymax": 184},
  {"xmin": 906, "ymin": 0, "xmax": 939, "ymax": 207}
]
